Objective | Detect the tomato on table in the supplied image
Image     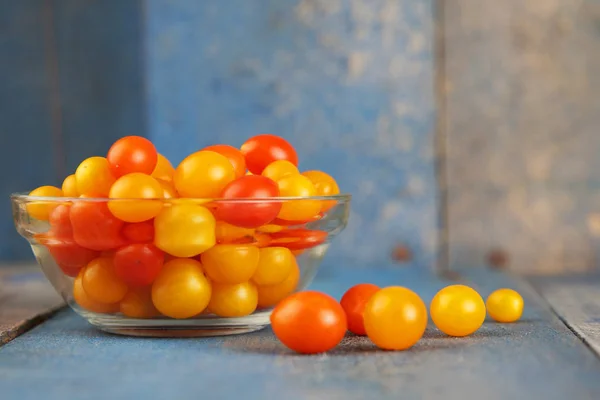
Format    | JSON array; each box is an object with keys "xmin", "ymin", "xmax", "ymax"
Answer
[
  {"xmin": 120, "ymin": 287, "xmax": 160, "ymax": 318},
  {"xmin": 364, "ymin": 286, "xmax": 427, "ymax": 350},
  {"xmin": 82, "ymin": 257, "xmax": 129, "ymax": 304},
  {"xmin": 240, "ymin": 134, "xmax": 298, "ymax": 174},
  {"xmin": 340, "ymin": 283, "xmax": 380, "ymax": 336},
  {"xmin": 261, "ymin": 160, "xmax": 298, "ymax": 182},
  {"xmin": 27, "ymin": 186, "xmax": 63, "ymax": 221},
  {"xmin": 108, "ymin": 172, "xmax": 163, "ymax": 222},
  {"xmin": 271, "ymin": 291, "xmax": 347, "ymax": 354},
  {"xmin": 275, "ymin": 174, "xmax": 321, "ymax": 222},
  {"xmin": 214, "ymin": 175, "xmax": 281, "ymax": 228},
  {"xmin": 75, "ymin": 157, "xmax": 116, "ymax": 197},
  {"xmin": 122, "ymin": 221, "xmax": 155, "ymax": 243},
  {"xmin": 61, "ymin": 174, "xmax": 79, "ymax": 197},
  {"xmin": 203, "ymin": 144, "xmax": 247, "ymax": 178},
  {"xmin": 200, "ymin": 244, "xmax": 259, "ymax": 284},
  {"xmin": 208, "ymin": 281, "xmax": 258, "ymax": 318},
  {"xmin": 113, "ymin": 243, "xmax": 164, "ymax": 286},
  {"xmin": 151, "ymin": 153, "xmax": 175, "ymax": 182},
  {"xmin": 430, "ymin": 285, "xmax": 486, "ymax": 337},
  {"xmin": 174, "ymin": 150, "xmax": 235, "ymax": 198},
  {"xmin": 256, "ymin": 258, "xmax": 300, "ymax": 308},
  {"xmin": 73, "ymin": 269, "xmax": 119, "ymax": 314},
  {"xmin": 486, "ymin": 288, "xmax": 524, "ymax": 323},
  {"xmin": 252, "ymin": 247, "xmax": 295, "ymax": 285},
  {"xmin": 107, "ymin": 135, "xmax": 158, "ymax": 178},
  {"xmin": 268, "ymin": 229, "xmax": 327, "ymax": 251},
  {"xmin": 70, "ymin": 201, "xmax": 125, "ymax": 251}
]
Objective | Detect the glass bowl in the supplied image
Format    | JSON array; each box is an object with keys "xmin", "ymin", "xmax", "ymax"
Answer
[{"xmin": 11, "ymin": 194, "xmax": 350, "ymax": 337}]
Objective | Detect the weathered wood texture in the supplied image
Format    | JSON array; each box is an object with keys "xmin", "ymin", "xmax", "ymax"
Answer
[
  {"xmin": 1, "ymin": 268, "xmax": 600, "ymax": 400},
  {"xmin": 441, "ymin": 0, "xmax": 600, "ymax": 274}
]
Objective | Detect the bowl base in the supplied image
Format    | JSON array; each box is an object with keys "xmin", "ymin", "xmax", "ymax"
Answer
[{"xmin": 98, "ymin": 325, "xmax": 267, "ymax": 338}]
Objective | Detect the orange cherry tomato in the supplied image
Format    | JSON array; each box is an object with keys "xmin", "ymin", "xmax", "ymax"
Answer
[
  {"xmin": 261, "ymin": 160, "xmax": 299, "ymax": 182},
  {"xmin": 208, "ymin": 282, "xmax": 258, "ymax": 317},
  {"xmin": 107, "ymin": 135, "xmax": 158, "ymax": 178},
  {"xmin": 301, "ymin": 170, "xmax": 340, "ymax": 212},
  {"xmin": 82, "ymin": 257, "xmax": 128, "ymax": 304},
  {"xmin": 151, "ymin": 153, "xmax": 175, "ymax": 182},
  {"xmin": 252, "ymin": 247, "xmax": 295, "ymax": 285},
  {"xmin": 271, "ymin": 291, "xmax": 347, "ymax": 354},
  {"xmin": 122, "ymin": 221, "xmax": 155, "ymax": 244},
  {"xmin": 108, "ymin": 173, "xmax": 163, "ymax": 223},
  {"xmin": 73, "ymin": 269, "xmax": 119, "ymax": 314},
  {"xmin": 276, "ymin": 174, "xmax": 321, "ymax": 221},
  {"xmin": 61, "ymin": 174, "xmax": 79, "ymax": 197},
  {"xmin": 256, "ymin": 258, "xmax": 300, "ymax": 308},
  {"xmin": 75, "ymin": 157, "xmax": 116, "ymax": 197},
  {"xmin": 240, "ymin": 134, "xmax": 298, "ymax": 175},
  {"xmin": 364, "ymin": 287, "xmax": 427, "ymax": 350},
  {"xmin": 27, "ymin": 186, "xmax": 63, "ymax": 221},
  {"xmin": 268, "ymin": 229, "xmax": 327, "ymax": 251},
  {"xmin": 201, "ymin": 244, "xmax": 260, "ymax": 284},
  {"xmin": 113, "ymin": 243, "xmax": 164, "ymax": 286},
  {"xmin": 70, "ymin": 201, "xmax": 125, "ymax": 251},
  {"xmin": 120, "ymin": 287, "xmax": 160, "ymax": 318},
  {"xmin": 271, "ymin": 213, "xmax": 323, "ymax": 226},
  {"xmin": 48, "ymin": 204, "xmax": 73, "ymax": 238},
  {"xmin": 174, "ymin": 150, "xmax": 235, "ymax": 198},
  {"xmin": 340, "ymin": 283, "xmax": 380, "ymax": 335},
  {"xmin": 39, "ymin": 234, "xmax": 99, "ymax": 277},
  {"xmin": 203, "ymin": 144, "xmax": 247, "ymax": 178}
]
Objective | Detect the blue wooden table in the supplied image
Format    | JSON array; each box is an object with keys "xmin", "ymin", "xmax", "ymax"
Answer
[{"xmin": 1, "ymin": 265, "xmax": 600, "ymax": 400}]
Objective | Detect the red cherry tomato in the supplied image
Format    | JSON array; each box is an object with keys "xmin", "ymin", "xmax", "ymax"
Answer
[
  {"xmin": 48, "ymin": 204, "xmax": 74, "ymax": 238},
  {"xmin": 271, "ymin": 291, "xmax": 347, "ymax": 354},
  {"xmin": 113, "ymin": 243, "xmax": 164, "ymax": 286},
  {"xmin": 70, "ymin": 202, "xmax": 125, "ymax": 251},
  {"xmin": 240, "ymin": 134, "xmax": 298, "ymax": 175},
  {"xmin": 122, "ymin": 221, "xmax": 155, "ymax": 243},
  {"xmin": 340, "ymin": 283, "xmax": 380, "ymax": 335},
  {"xmin": 268, "ymin": 229, "xmax": 327, "ymax": 251},
  {"xmin": 37, "ymin": 233, "xmax": 99, "ymax": 277},
  {"xmin": 214, "ymin": 175, "xmax": 281, "ymax": 228},
  {"xmin": 203, "ymin": 144, "xmax": 247, "ymax": 178},
  {"xmin": 107, "ymin": 136, "xmax": 158, "ymax": 178}
]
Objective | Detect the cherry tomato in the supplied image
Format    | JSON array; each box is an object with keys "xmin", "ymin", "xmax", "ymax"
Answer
[
  {"xmin": 364, "ymin": 286, "xmax": 427, "ymax": 350},
  {"xmin": 208, "ymin": 282, "xmax": 258, "ymax": 317},
  {"xmin": 108, "ymin": 173, "xmax": 163, "ymax": 222},
  {"xmin": 430, "ymin": 285, "xmax": 486, "ymax": 337},
  {"xmin": 256, "ymin": 258, "xmax": 300, "ymax": 308},
  {"xmin": 252, "ymin": 247, "xmax": 294, "ymax": 285},
  {"xmin": 268, "ymin": 229, "xmax": 327, "ymax": 251},
  {"xmin": 486, "ymin": 288, "xmax": 523, "ymax": 323},
  {"xmin": 256, "ymin": 224, "xmax": 283, "ymax": 233},
  {"xmin": 75, "ymin": 157, "xmax": 116, "ymax": 197},
  {"xmin": 240, "ymin": 134, "xmax": 298, "ymax": 175},
  {"xmin": 151, "ymin": 258, "xmax": 212, "ymax": 319},
  {"xmin": 276, "ymin": 174, "xmax": 321, "ymax": 221},
  {"xmin": 120, "ymin": 287, "xmax": 160, "ymax": 318},
  {"xmin": 154, "ymin": 203, "xmax": 216, "ymax": 257},
  {"xmin": 107, "ymin": 135, "xmax": 158, "ymax": 178},
  {"xmin": 174, "ymin": 150, "xmax": 235, "ymax": 198},
  {"xmin": 73, "ymin": 269, "xmax": 119, "ymax": 314},
  {"xmin": 340, "ymin": 283, "xmax": 380, "ymax": 336},
  {"xmin": 61, "ymin": 174, "xmax": 79, "ymax": 197},
  {"xmin": 214, "ymin": 221, "xmax": 255, "ymax": 244},
  {"xmin": 151, "ymin": 153, "xmax": 175, "ymax": 182},
  {"xmin": 271, "ymin": 291, "xmax": 347, "ymax": 354},
  {"xmin": 113, "ymin": 243, "xmax": 164, "ymax": 286},
  {"xmin": 70, "ymin": 201, "xmax": 125, "ymax": 251},
  {"xmin": 261, "ymin": 160, "xmax": 299, "ymax": 182},
  {"xmin": 203, "ymin": 144, "xmax": 247, "ymax": 178},
  {"xmin": 48, "ymin": 204, "xmax": 73, "ymax": 237},
  {"xmin": 200, "ymin": 244, "xmax": 260, "ymax": 284},
  {"xmin": 82, "ymin": 257, "xmax": 128, "ymax": 304},
  {"xmin": 27, "ymin": 186, "xmax": 63, "ymax": 221},
  {"xmin": 301, "ymin": 170, "xmax": 340, "ymax": 212},
  {"xmin": 214, "ymin": 175, "xmax": 281, "ymax": 228},
  {"xmin": 122, "ymin": 221, "xmax": 155, "ymax": 243},
  {"xmin": 39, "ymin": 234, "xmax": 99, "ymax": 276},
  {"xmin": 157, "ymin": 179, "xmax": 178, "ymax": 199}
]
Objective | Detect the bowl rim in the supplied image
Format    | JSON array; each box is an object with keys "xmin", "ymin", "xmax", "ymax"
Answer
[{"xmin": 10, "ymin": 192, "xmax": 352, "ymax": 203}]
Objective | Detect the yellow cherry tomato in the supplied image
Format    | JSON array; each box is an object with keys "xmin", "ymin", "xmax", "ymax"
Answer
[
  {"xmin": 120, "ymin": 287, "xmax": 160, "ymax": 319},
  {"xmin": 157, "ymin": 179, "xmax": 178, "ymax": 199},
  {"xmin": 151, "ymin": 258, "xmax": 212, "ymax": 319},
  {"xmin": 27, "ymin": 185, "xmax": 63, "ymax": 221},
  {"xmin": 208, "ymin": 281, "xmax": 258, "ymax": 317},
  {"xmin": 61, "ymin": 174, "xmax": 79, "ymax": 197},
  {"xmin": 75, "ymin": 156, "xmax": 116, "ymax": 196},
  {"xmin": 302, "ymin": 170, "xmax": 340, "ymax": 212},
  {"xmin": 364, "ymin": 286, "xmax": 427, "ymax": 350},
  {"xmin": 256, "ymin": 258, "xmax": 300, "ymax": 308},
  {"xmin": 486, "ymin": 288, "xmax": 524, "ymax": 323},
  {"xmin": 154, "ymin": 203, "xmax": 216, "ymax": 257},
  {"xmin": 214, "ymin": 221, "xmax": 255, "ymax": 243},
  {"xmin": 108, "ymin": 173, "xmax": 163, "ymax": 222},
  {"xmin": 174, "ymin": 150, "xmax": 235, "ymax": 198},
  {"xmin": 200, "ymin": 244, "xmax": 260, "ymax": 284},
  {"xmin": 261, "ymin": 160, "xmax": 299, "ymax": 182},
  {"xmin": 73, "ymin": 269, "xmax": 119, "ymax": 314},
  {"xmin": 82, "ymin": 257, "xmax": 128, "ymax": 304},
  {"xmin": 276, "ymin": 174, "xmax": 321, "ymax": 221},
  {"xmin": 430, "ymin": 285, "xmax": 486, "ymax": 337},
  {"xmin": 252, "ymin": 247, "xmax": 294, "ymax": 285},
  {"xmin": 152, "ymin": 153, "xmax": 175, "ymax": 182}
]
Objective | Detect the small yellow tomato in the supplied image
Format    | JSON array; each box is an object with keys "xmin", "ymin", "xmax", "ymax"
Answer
[
  {"xmin": 61, "ymin": 174, "xmax": 79, "ymax": 197},
  {"xmin": 430, "ymin": 285, "xmax": 486, "ymax": 337},
  {"xmin": 152, "ymin": 153, "xmax": 175, "ymax": 182},
  {"xmin": 256, "ymin": 259, "xmax": 300, "ymax": 308},
  {"xmin": 151, "ymin": 258, "xmax": 211, "ymax": 319},
  {"xmin": 364, "ymin": 287, "xmax": 427, "ymax": 350},
  {"xmin": 261, "ymin": 160, "xmax": 299, "ymax": 182},
  {"xmin": 201, "ymin": 244, "xmax": 260, "ymax": 284},
  {"xmin": 174, "ymin": 150, "xmax": 235, "ymax": 198},
  {"xmin": 73, "ymin": 269, "xmax": 119, "ymax": 314},
  {"xmin": 75, "ymin": 156, "xmax": 116, "ymax": 196},
  {"xmin": 486, "ymin": 288, "xmax": 524, "ymax": 323},
  {"xmin": 154, "ymin": 203, "xmax": 216, "ymax": 257},
  {"xmin": 108, "ymin": 173, "xmax": 163, "ymax": 222},
  {"xmin": 301, "ymin": 170, "xmax": 340, "ymax": 212},
  {"xmin": 276, "ymin": 174, "xmax": 321, "ymax": 221},
  {"xmin": 208, "ymin": 281, "xmax": 258, "ymax": 317},
  {"xmin": 120, "ymin": 287, "xmax": 160, "ymax": 319},
  {"xmin": 82, "ymin": 257, "xmax": 128, "ymax": 304},
  {"xmin": 27, "ymin": 185, "xmax": 63, "ymax": 221},
  {"xmin": 252, "ymin": 247, "xmax": 294, "ymax": 285}
]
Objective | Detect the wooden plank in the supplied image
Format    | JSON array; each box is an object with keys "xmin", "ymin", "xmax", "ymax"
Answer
[{"xmin": 0, "ymin": 268, "xmax": 599, "ymax": 400}]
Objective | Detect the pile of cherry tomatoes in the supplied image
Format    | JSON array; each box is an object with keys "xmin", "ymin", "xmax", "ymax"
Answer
[
  {"xmin": 27, "ymin": 134, "xmax": 341, "ymax": 320},
  {"xmin": 271, "ymin": 284, "xmax": 524, "ymax": 354}
]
